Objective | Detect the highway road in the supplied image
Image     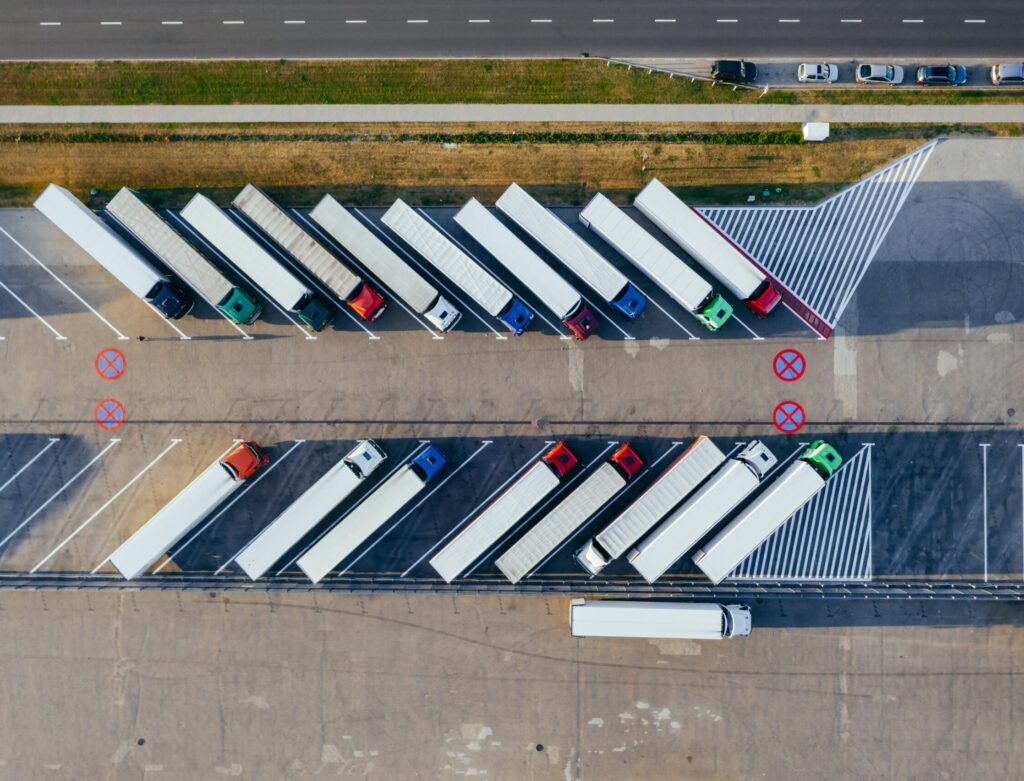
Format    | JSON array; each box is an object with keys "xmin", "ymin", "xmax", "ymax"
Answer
[{"xmin": 3, "ymin": 1, "xmax": 1022, "ymax": 59}]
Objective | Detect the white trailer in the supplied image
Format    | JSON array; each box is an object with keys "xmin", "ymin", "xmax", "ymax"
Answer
[
  {"xmin": 232, "ymin": 185, "xmax": 386, "ymax": 321},
  {"xmin": 634, "ymin": 178, "xmax": 781, "ymax": 317},
  {"xmin": 628, "ymin": 441, "xmax": 777, "ymax": 583},
  {"xmin": 430, "ymin": 442, "xmax": 577, "ymax": 583},
  {"xmin": 106, "ymin": 188, "xmax": 261, "ymax": 325},
  {"xmin": 297, "ymin": 446, "xmax": 446, "ymax": 584},
  {"xmin": 179, "ymin": 193, "xmax": 333, "ymax": 331},
  {"xmin": 495, "ymin": 445, "xmax": 642, "ymax": 583},
  {"xmin": 109, "ymin": 442, "xmax": 268, "ymax": 580},
  {"xmin": 34, "ymin": 183, "xmax": 193, "ymax": 319},
  {"xmin": 495, "ymin": 183, "xmax": 647, "ymax": 318},
  {"xmin": 693, "ymin": 441, "xmax": 842, "ymax": 585},
  {"xmin": 578, "ymin": 193, "xmax": 732, "ymax": 331},
  {"xmin": 576, "ymin": 437, "xmax": 726, "ymax": 576},
  {"xmin": 309, "ymin": 195, "xmax": 461, "ymax": 331},
  {"xmin": 454, "ymin": 198, "xmax": 599, "ymax": 340},
  {"xmin": 381, "ymin": 199, "xmax": 534, "ymax": 335},
  {"xmin": 235, "ymin": 441, "xmax": 387, "ymax": 581},
  {"xmin": 570, "ymin": 599, "xmax": 751, "ymax": 639}
]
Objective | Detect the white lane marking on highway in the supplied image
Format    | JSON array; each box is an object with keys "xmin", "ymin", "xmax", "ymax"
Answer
[
  {"xmin": 531, "ymin": 19, "xmax": 552, "ymax": 23},
  {"xmin": 841, "ymin": 19, "xmax": 862, "ymax": 23},
  {"xmin": 275, "ymin": 442, "xmax": 432, "ymax": 577},
  {"xmin": 343, "ymin": 441, "xmax": 493, "ymax": 575},
  {"xmin": 284, "ymin": 20, "xmax": 306, "ymax": 25},
  {"xmin": 980, "ymin": 443, "xmax": 990, "ymax": 582},
  {"xmin": 166, "ymin": 211, "xmax": 315, "ymax": 340},
  {"xmin": 592, "ymin": 19, "xmax": 614, "ymax": 23},
  {"xmin": 407, "ymin": 19, "xmax": 429, "ymax": 24},
  {"xmin": 0, "ymin": 439, "xmax": 120, "ymax": 554},
  {"xmin": 778, "ymin": 19, "xmax": 800, "ymax": 23},
  {"xmin": 404, "ymin": 441, "xmax": 555, "ymax": 577},
  {"xmin": 964, "ymin": 19, "xmax": 986, "ymax": 23},
  {"xmin": 31, "ymin": 439, "xmax": 182, "ymax": 573},
  {"xmin": 0, "ymin": 278, "xmax": 68, "ymax": 340},
  {"xmin": 146, "ymin": 301, "xmax": 191, "ymax": 340},
  {"xmin": 161, "ymin": 21, "xmax": 183, "ymax": 25},
  {"xmin": 345, "ymin": 20, "xmax": 367, "ymax": 24},
  {"xmin": 39, "ymin": 22, "xmax": 61, "ymax": 26},
  {"xmin": 418, "ymin": 210, "xmax": 571, "ymax": 340},
  {"xmin": 100, "ymin": 21, "xmax": 122, "ymax": 26},
  {"xmin": 654, "ymin": 19, "xmax": 676, "ymax": 23},
  {"xmin": 346, "ymin": 209, "xmax": 445, "ymax": 340},
  {"xmin": 902, "ymin": 19, "xmax": 924, "ymax": 23},
  {"xmin": 468, "ymin": 19, "xmax": 490, "ymax": 24},
  {"xmin": 223, "ymin": 20, "xmax": 245, "ymax": 25},
  {"xmin": 1019, "ymin": 444, "xmax": 1023, "ymax": 583},
  {"xmin": 716, "ymin": 19, "xmax": 738, "ymax": 23},
  {"xmin": 287, "ymin": 210, "xmax": 381, "ymax": 340},
  {"xmin": 0, "ymin": 226, "xmax": 128, "ymax": 340},
  {"xmin": 0, "ymin": 438, "xmax": 60, "ymax": 497},
  {"xmin": 154, "ymin": 440, "xmax": 306, "ymax": 574}
]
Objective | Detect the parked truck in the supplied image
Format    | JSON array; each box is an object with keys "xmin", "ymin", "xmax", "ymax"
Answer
[
  {"xmin": 430, "ymin": 441, "xmax": 578, "ymax": 582},
  {"xmin": 109, "ymin": 441, "xmax": 269, "ymax": 579},
  {"xmin": 179, "ymin": 193, "xmax": 333, "ymax": 331},
  {"xmin": 309, "ymin": 195, "xmax": 461, "ymax": 331},
  {"xmin": 454, "ymin": 198, "xmax": 600, "ymax": 340},
  {"xmin": 495, "ymin": 183, "xmax": 647, "ymax": 319},
  {"xmin": 106, "ymin": 188, "xmax": 261, "ymax": 325},
  {"xmin": 628, "ymin": 441, "xmax": 777, "ymax": 583},
  {"xmin": 34, "ymin": 183, "xmax": 193, "ymax": 319},
  {"xmin": 692, "ymin": 440, "xmax": 843, "ymax": 585},
  {"xmin": 232, "ymin": 184, "xmax": 387, "ymax": 321},
  {"xmin": 381, "ymin": 199, "xmax": 534, "ymax": 335},
  {"xmin": 297, "ymin": 446, "xmax": 446, "ymax": 584},
  {"xmin": 578, "ymin": 193, "xmax": 732, "ymax": 331},
  {"xmin": 496, "ymin": 444, "xmax": 643, "ymax": 584},
  {"xmin": 634, "ymin": 178, "xmax": 781, "ymax": 317},
  {"xmin": 570, "ymin": 599, "xmax": 752, "ymax": 640},
  {"xmin": 575, "ymin": 436, "xmax": 726, "ymax": 576},
  {"xmin": 235, "ymin": 440, "xmax": 387, "ymax": 581}
]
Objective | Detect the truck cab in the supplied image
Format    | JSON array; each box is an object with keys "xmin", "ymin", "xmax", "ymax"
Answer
[
  {"xmin": 575, "ymin": 539, "xmax": 610, "ymax": 576},
  {"xmin": 801, "ymin": 441, "xmax": 842, "ymax": 478},
  {"xmin": 543, "ymin": 441, "xmax": 579, "ymax": 478},
  {"xmin": 345, "ymin": 440, "xmax": 387, "ymax": 479},
  {"xmin": 722, "ymin": 604, "xmax": 752, "ymax": 637},
  {"xmin": 411, "ymin": 446, "xmax": 447, "ymax": 482},
  {"xmin": 609, "ymin": 443, "xmax": 644, "ymax": 480},
  {"xmin": 297, "ymin": 296, "xmax": 335, "ymax": 332},
  {"xmin": 736, "ymin": 441, "xmax": 777, "ymax": 479},
  {"xmin": 424, "ymin": 295, "xmax": 463, "ymax": 332},
  {"xmin": 347, "ymin": 283, "xmax": 388, "ymax": 321},
  {"xmin": 497, "ymin": 298, "xmax": 534, "ymax": 335},
  {"xmin": 149, "ymin": 280, "xmax": 194, "ymax": 319},
  {"xmin": 564, "ymin": 304, "xmax": 600, "ymax": 341},
  {"xmin": 219, "ymin": 288, "xmax": 262, "ymax": 325},
  {"xmin": 746, "ymin": 280, "xmax": 782, "ymax": 318},
  {"xmin": 610, "ymin": 283, "xmax": 648, "ymax": 320},
  {"xmin": 221, "ymin": 441, "xmax": 270, "ymax": 481},
  {"xmin": 695, "ymin": 293, "xmax": 733, "ymax": 331}
]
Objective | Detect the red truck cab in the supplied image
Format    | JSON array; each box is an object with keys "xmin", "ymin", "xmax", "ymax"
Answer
[
  {"xmin": 746, "ymin": 280, "xmax": 782, "ymax": 318},
  {"xmin": 221, "ymin": 441, "xmax": 270, "ymax": 481},
  {"xmin": 564, "ymin": 304, "xmax": 600, "ymax": 341},
  {"xmin": 543, "ymin": 441, "xmax": 579, "ymax": 478},
  {"xmin": 609, "ymin": 443, "xmax": 644, "ymax": 480},
  {"xmin": 347, "ymin": 283, "xmax": 388, "ymax": 321}
]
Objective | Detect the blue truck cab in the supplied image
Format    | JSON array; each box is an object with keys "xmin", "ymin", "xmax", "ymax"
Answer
[
  {"xmin": 610, "ymin": 282, "xmax": 647, "ymax": 319},
  {"xmin": 497, "ymin": 297, "xmax": 535, "ymax": 335},
  {"xmin": 411, "ymin": 446, "xmax": 447, "ymax": 482},
  {"xmin": 148, "ymin": 280, "xmax": 194, "ymax": 319}
]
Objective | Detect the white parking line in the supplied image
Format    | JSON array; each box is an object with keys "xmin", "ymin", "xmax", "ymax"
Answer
[
  {"xmin": 403, "ymin": 441, "xmax": 555, "ymax": 577},
  {"xmin": 153, "ymin": 440, "xmax": 306, "ymax": 574},
  {"xmin": 30, "ymin": 439, "xmax": 182, "ymax": 573},
  {"xmin": 980, "ymin": 443, "xmax": 989, "ymax": 582},
  {"xmin": 276, "ymin": 442, "xmax": 432, "ymax": 576},
  {"xmin": 0, "ymin": 439, "xmax": 120, "ymax": 554},
  {"xmin": 0, "ymin": 225, "xmax": 129, "ymax": 340},
  {"xmin": 343, "ymin": 440, "xmax": 493, "ymax": 574},
  {"xmin": 146, "ymin": 302, "xmax": 191, "ymax": 339},
  {"xmin": 0, "ymin": 438, "xmax": 60, "ymax": 497},
  {"xmin": 0, "ymin": 278, "xmax": 67, "ymax": 340}
]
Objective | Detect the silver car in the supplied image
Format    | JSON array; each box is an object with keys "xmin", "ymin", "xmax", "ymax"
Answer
[
  {"xmin": 991, "ymin": 63, "xmax": 1024, "ymax": 85},
  {"xmin": 798, "ymin": 63, "xmax": 839, "ymax": 83},
  {"xmin": 856, "ymin": 63, "xmax": 904, "ymax": 84}
]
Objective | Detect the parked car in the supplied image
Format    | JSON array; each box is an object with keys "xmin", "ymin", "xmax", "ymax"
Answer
[
  {"xmin": 916, "ymin": 64, "xmax": 968, "ymax": 86},
  {"xmin": 856, "ymin": 63, "xmax": 904, "ymax": 84},
  {"xmin": 991, "ymin": 63, "xmax": 1024, "ymax": 85},
  {"xmin": 711, "ymin": 60, "xmax": 757, "ymax": 84},
  {"xmin": 798, "ymin": 63, "xmax": 839, "ymax": 83}
]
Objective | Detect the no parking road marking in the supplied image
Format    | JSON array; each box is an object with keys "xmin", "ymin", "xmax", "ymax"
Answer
[
  {"xmin": 773, "ymin": 349, "xmax": 805, "ymax": 382},
  {"xmin": 95, "ymin": 348, "xmax": 126, "ymax": 380},
  {"xmin": 95, "ymin": 399, "xmax": 126, "ymax": 430},
  {"xmin": 773, "ymin": 401, "xmax": 805, "ymax": 433}
]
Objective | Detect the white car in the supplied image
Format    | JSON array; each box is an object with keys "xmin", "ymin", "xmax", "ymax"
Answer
[
  {"xmin": 856, "ymin": 63, "xmax": 905, "ymax": 84},
  {"xmin": 798, "ymin": 63, "xmax": 839, "ymax": 83},
  {"xmin": 991, "ymin": 63, "xmax": 1024, "ymax": 85}
]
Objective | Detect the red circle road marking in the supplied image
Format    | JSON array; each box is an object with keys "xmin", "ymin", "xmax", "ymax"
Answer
[
  {"xmin": 95, "ymin": 348, "xmax": 127, "ymax": 380},
  {"xmin": 773, "ymin": 400, "xmax": 806, "ymax": 433},
  {"xmin": 773, "ymin": 349, "xmax": 805, "ymax": 382},
  {"xmin": 95, "ymin": 399, "xmax": 126, "ymax": 431}
]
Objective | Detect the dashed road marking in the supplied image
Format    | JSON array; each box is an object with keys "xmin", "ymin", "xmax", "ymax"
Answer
[
  {"xmin": 531, "ymin": 19, "xmax": 552, "ymax": 23},
  {"xmin": 468, "ymin": 19, "xmax": 490, "ymax": 24},
  {"xmin": 161, "ymin": 21, "xmax": 183, "ymax": 25},
  {"xmin": 716, "ymin": 19, "xmax": 738, "ymax": 23},
  {"xmin": 902, "ymin": 19, "xmax": 924, "ymax": 23},
  {"xmin": 222, "ymin": 20, "xmax": 245, "ymax": 25},
  {"xmin": 39, "ymin": 22, "xmax": 61, "ymax": 26},
  {"xmin": 345, "ymin": 20, "xmax": 367, "ymax": 24},
  {"xmin": 100, "ymin": 21, "xmax": 122, "ymax": 26},
  {"xmin": 981, "ymin": 443, "xmax": 990, "ymax": 581},
  {"xmin": 654, "ymin": 19, "xmax": 676, "ymax": 23}
]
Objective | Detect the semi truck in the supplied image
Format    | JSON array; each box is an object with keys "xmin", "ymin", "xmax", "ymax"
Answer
[
  {"xmin": 495, "ymin": 444, "xmax": 643, "ymax": 584},
  {"xmin": 34, "ymin": 183, "xmax": 193, "ymax": 319},
  {"xmin": 628, "ymin": 441, "xmax": 777, "ymax": 584},
  {"xmin": 578, "ymin": 193, "xmax": 733, "ymax": 332},
  {"xmin": 109, "ymin": 441, "xmax": 269, "ymax": 580},
  {"xmin": 297, "ymin": 446, "xmax": 446, "ymax": 584},
  {"xmin": 693, "ymin": 440, "xmax": 843, "ymax": 585},
  {"xmin": 575, "ymin": 436, "xmax": 726, "ymax": 576},
  {"xmin": 309, "ymin": 195, "xmax": 461, "ymax": 332},
  {"xmin": 430, "ymin": 441, "xmax": 578, "ymax": 582},
  {"xmin": 179, "ymin": 193, "xmax": 334, "ymax": 332},
  {"xmin": 106, "ymin": 188, "xmax": 261, "ymax": 325},
  {"xmin": 234, "ymin": 440, "xmax": 387, "ymax": 581},
  {"xmin": 381, "ymin": 199, "xmax": 534, "ymax": 335},
  {"xmin": 570, "ymin": 599, "xmax": 752, "ymax": 640},
  {"xmin": 454, "ymin": 198, "xmax": 600, "ymax": 340},
  {"xmin": 634, "ymin": 178, "xmax": 782, "ymax": 317},
  {"xmin": 232, "ymin": 184, "xmax": 387, "ymax": 321},
  {"xmin": 495, "ymin": 183, "xmax": 647, "ymax": 319}
]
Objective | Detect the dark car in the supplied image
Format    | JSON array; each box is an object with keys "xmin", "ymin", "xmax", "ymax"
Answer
[
  {"xmin": 711, "ymin": 60, "xmax": 757, "ymax": 84},
  {"xmin": 916, "ymin": 64, "xmax": 968, "ymax": 86}
]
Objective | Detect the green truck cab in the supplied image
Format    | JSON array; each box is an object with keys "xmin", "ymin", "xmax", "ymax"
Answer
[
  {"xmin": 218, "ymin": 287, "xmax": 263, "ymax": 325},
  {"xmin": 297, "ymin": 297, "xmax": 335, "ymax": 332},
  {"xmin": 694, "ymin": 293, "xmax": 734, "ymax": 331},
  {"xmin": 801, "ymin": 440, "xmax": 843, "ymax": 479}
]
